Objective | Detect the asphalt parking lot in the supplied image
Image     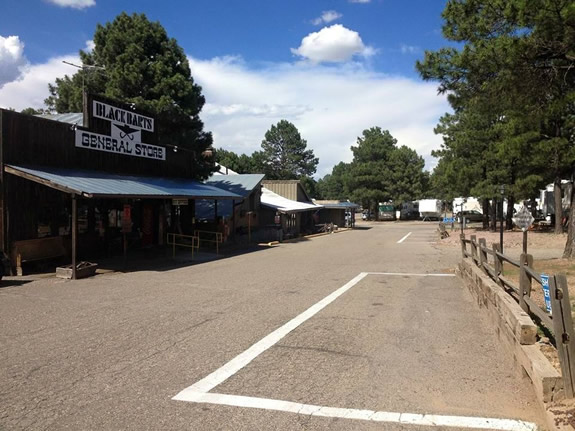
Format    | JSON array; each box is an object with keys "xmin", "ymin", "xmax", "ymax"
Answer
[{"xmin": 0, "ymin": 222, "xmax": 545, "ymax": 430}]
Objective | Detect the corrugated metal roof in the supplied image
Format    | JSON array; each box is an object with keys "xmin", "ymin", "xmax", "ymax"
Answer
[
  {"xmin": 261, "ymin": 187, "xmax": 322, "ymax": 214},
  {"xmin": 313, "ymin": 200, "xmax": 360, "ymax": 209},
  {"xmin": 206, "ymin": 174, "xmax": 265, "ymax": 198},
  {"xmin": 5, "ymin": 164, "xmax": 242, "ymax": 200},
  {"xmin": 38, "ymin": 113, "xmax": 84, "ymax": 125}
]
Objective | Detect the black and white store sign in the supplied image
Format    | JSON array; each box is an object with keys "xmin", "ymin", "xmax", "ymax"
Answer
[{"xmin": 75, "ymin": 101, "xmax": 165, "ymax": 161}]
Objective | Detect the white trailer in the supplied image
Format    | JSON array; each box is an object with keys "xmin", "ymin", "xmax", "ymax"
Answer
[
  {"xmin": 453, "ymin": 197, "xmax": 481, "ymax": 213},
  {"xmin": 418, "ymin": 199, "xmax": 442, "ymax": 221}
]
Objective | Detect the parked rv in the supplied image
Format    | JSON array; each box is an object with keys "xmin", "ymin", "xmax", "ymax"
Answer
[
  {"xmin": 378, "ymin": 203, "xmax": 396, "ymax": 221},
  {"xmin": 418, "ymin": 199, "xmax": 442, "ymax": 221},
  {"xmin": 400, "ymin": 201, "xmax": 419, "ymax": 220}
]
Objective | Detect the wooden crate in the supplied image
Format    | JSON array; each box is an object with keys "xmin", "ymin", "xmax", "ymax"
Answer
[{"xmin": 56, "ymin": 262, "xmax": 98, "ymax": 279}]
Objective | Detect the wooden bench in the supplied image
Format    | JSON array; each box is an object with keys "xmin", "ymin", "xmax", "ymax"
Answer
[{"xmin": 11, "ymin": 236, "xmax": 67, "ymax": 276}]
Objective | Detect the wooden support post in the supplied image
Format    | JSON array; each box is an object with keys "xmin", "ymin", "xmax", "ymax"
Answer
[
  {"xmin": 478, "ymin": 238, "xmax": 487, "ymax": 273},
  {"xmin": 519, "ymin": 253, "xmax": 533, "ymax": 312},
  {"xmin": 470, "ymin": 235, "xmax": 477, "ymax": 264},
  {"xmin": 550, "ymin": 274, "xmax": 575, "ymax": 398},
  {"xmin": 71, "ymin": 194, "xmax": 77, "ymax": 280},
  {"xmin": 460, "ymin": 233, "xmax": 466, "ymax": 258},
  {"xmin": 492, "ymin": 243, "xmax": 502, "ymax": 279}
]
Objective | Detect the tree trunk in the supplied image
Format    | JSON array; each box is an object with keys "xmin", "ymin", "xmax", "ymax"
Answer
[
  {"xmin": 482, "ymin": 198, "xmax": 490, "ymax": 229},
  {"xmin": 555, "ymin": 178, "xmax": 563, "ymax": 234},
  {"xmin": 564, "ymin": 183, "xmax": 575, "ymax": 258},
  {"xmin": 490, "ymin": 198, "xmax": 497, "ymax": 232},
  {"xmin": 506, "ymin": 195, "xmax": 514, "ymax": 230}
]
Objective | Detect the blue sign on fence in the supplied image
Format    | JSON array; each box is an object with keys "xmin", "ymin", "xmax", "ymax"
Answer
[
  {"xmin": 541, "ymin": 274, "xmax": 552, "ymax": 315},
  {"xmin": 443, "ymin": 217, "xmax": 455, "ymax": 224}
]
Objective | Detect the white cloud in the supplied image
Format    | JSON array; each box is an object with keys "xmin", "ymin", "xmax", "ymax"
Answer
[
  {"xmin": 0, "ymin": 39, "xmax": 97, "ymax": 109},
  {"xmin": 291, "ymin": 24, "xmax": 375, "ymax": 63},
  {"xmin": 311, "ymin": 10, "xmax": 343, "ymax": 26},
  {"xmin": 0, "ymin": 35, "xmax": 28, "ymax": 88},
  {"xmin": 85, "ymin": 40, "xmax": 95, "ymax": 52},
  {"xmin": 44, "ymin": 0, "xmax": 95, "ymax": 9},
  {"xmin": 0, "ymin": 47, "xmax": 450, "ymax": 176},
  {"xmin": 0, "ymin": 52, "xmax": 79, "ymax": 110},
  {"xmin": 349, "ymin": 0, "xmax": 371, "ymax": 3},
  {"xmin": 188, "ymin": 56, "xmax": 450, "ymax": 177},
  {"xmin": 400, "ymin": 44, "xmax": 420, "ymax": 54}
]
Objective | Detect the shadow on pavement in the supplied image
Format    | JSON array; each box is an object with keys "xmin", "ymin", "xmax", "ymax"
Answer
[
  {"xmin": 6, "ymin": 227, "xmax": 360, "ymax": 282},
  {"xmin": 0, "ymin": 279, "xmax": 34, "ymax": 288},
  {"xmin": 8, "ymin": 243, "xmax": 279, "ymax": 281}
]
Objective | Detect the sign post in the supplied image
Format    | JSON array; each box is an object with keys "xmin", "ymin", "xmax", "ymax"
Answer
[{"xmin": 512, "ymin": 206, "xmax": 535, "ymax": 254}]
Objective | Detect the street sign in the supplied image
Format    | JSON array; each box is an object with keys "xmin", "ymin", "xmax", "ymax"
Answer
[
  {"xmin": 541, "ymin": 274, "xmax": 552, "ymax": 314},
  {"xmin": 512, "ymin": 207, "xmax": 535, "ymax": 232}
]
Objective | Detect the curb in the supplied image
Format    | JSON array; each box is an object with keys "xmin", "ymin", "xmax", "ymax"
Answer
[{"xmin": 258, "ymin": 228, "xmax": 354, "ymax": 247}]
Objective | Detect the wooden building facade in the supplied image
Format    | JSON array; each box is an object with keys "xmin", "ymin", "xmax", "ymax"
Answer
[{"xmin": 0, "ymin": 95, "xmax": 239, "ymax": 276}]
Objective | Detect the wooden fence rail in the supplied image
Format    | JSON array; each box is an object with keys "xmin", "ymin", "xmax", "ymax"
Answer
[{"xmin": 460, "ymin": 233, "xmax": 575, "ymax": 398}]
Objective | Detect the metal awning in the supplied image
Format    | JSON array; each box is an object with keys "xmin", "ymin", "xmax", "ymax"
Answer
[
  {"xmin": 260, "ymin": 187, "xmax": 322, "ymax": 214},
  {"xmin": 4, "ymin": 164, "xmax": 242, "ymax": 200}
]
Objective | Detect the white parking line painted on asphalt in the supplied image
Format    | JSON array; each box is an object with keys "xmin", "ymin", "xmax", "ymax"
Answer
[
  {"xmin": 173, "ymin": 272, "xmax": 369, "ymax": 396},
  {"xmin": 177, "ymin": 392, "xmax": 538, "ymax": 431},
  {"xmin": 397, "ymin": 232, "xmax": 412, "ymax": 243},
  {"xmin": 173, "ymin": 272, "xmax": 535, "ymax": 430},
  {"xmin": 367, "ymin": 272, "xmax": 456, "ymax": 277}
]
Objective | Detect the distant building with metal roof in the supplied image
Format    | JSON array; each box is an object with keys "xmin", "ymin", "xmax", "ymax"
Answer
[
  {"xmin": 196, "ymin": 173, "xmax": 266, "ymax": 240},
  {"xmin": 206, "ymin": 174, "xmax": 265, "ymax": 198},
  {"xmin": 313, "ymin": 200, "xmax": 359, "ymax": 228}
]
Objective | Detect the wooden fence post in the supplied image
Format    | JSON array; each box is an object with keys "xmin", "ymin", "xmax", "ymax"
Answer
[
  {"xmin": 550, "ymin": 274, "xmax": 575, "ymax": 398},
  {"xmin": 470, "ymin": 235, "xmax": 477, "ymax": 264},
  {"xmin": 492, "ymin": 243, "xmax": 502, "ymax": 280},
  {"xmin": 460, "ymin": 233, "xmax": 467, "ymax": 258},
  {"xmin": 478, "ymin": 238, "xmax": 487, "ymax": 272},
  {"xmin": 519, "ymin": 253, "xmax": 533, "ymax": 312}
]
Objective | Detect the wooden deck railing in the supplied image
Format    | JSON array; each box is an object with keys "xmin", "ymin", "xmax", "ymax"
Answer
[{"xmin": 461, "ymin": 233, "xmax": 575, "ymax": 398}]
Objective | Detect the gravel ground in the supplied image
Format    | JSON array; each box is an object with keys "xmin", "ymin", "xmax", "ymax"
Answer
[{"xmin": 436, "ymin": 225, "xmax": 567, "ymax": 260}]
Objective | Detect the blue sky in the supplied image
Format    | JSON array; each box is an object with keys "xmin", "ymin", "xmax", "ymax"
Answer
[{"xmin": 0, "ymin": 0, "xmax": 453, "ymax": 177}]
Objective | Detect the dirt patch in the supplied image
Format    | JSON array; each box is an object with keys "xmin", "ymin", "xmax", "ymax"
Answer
[
  {"xmin": 539, "ymin": 341, "xmax": 562, "ymax": 372},
  {"xmin": 436, "ymin": 226, "xmax": 567, "ymax": 251}
]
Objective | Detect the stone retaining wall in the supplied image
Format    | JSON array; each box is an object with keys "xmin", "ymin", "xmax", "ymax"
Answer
[{"xmin": 457, "ymin": 257, "xmax": 563, "ymax": 403}]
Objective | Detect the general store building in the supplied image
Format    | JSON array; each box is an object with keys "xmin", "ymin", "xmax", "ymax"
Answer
[{"xmin": 0, "ymin": 95, "xmax": 240, "ymax": 277}]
